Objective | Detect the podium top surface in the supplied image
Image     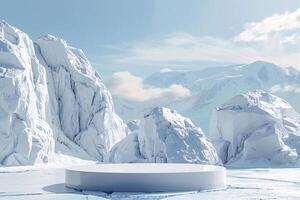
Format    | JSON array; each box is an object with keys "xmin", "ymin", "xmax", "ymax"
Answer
[{"xmin": 66, "ymin": 163, "xmax": 225, "ymax": 174}]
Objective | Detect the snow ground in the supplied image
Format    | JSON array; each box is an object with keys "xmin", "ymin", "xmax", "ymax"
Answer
[{"xmin": 0, "ymin": 167, "xmax": 299, "ymax": 200}]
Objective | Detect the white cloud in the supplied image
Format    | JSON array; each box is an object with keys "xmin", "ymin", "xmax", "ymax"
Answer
[
  {"xmin": 236, "ymin": 8, "xmax": 300, "ymax": 43},
  {"xmin": 159, "ymin": 68, "xmax": 173, "ymax": 73},
  {"xmin": 110, "ymin": 33, "xmax": 259, "ymax": 66},
  {"xmin": 107, "ymin": 32, "xmax": 300, "ymax": 69},
  {"xmin": 270, "ymin": 84, "xmax": 300, "ymax": 93},
  {"xmin": 101, "ymin": 9, "xmax": 300, "ymax": 70},
  {"xmin": 106, "ymin": 71, "xmax": 190, "ymax": 102}
]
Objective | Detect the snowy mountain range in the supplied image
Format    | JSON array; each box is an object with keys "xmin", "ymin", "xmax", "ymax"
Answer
[
  {"xmin": 1, "ymin": 21, "xmax": 300, "ymax": 167},
  {"xmin": 114, "ymin": 61, "xmax": 300, "ymax": 133}
]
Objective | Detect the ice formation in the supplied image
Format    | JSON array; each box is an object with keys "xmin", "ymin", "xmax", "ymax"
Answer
[
  {"xmin": 110, "ymin": 107, "xmax": 220, "ymax": 165},
  {"xmin": 0, "ymin": 21, "xmax": 127, "ymax": 165},
  {"xmin": 209, "ymin": 90, "xmax": 300, "ymax": 164}
]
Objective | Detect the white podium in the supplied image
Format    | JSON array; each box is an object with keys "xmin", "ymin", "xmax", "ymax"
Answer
[{"xmin": 65, "ymin": 163, "xmax": 226, "ymax": 192}]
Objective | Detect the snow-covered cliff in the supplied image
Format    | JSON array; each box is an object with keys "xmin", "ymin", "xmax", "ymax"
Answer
[
  {"xmin": 0, "ymin": 21, "xmax": 55, "ymax": 165},
  {"xmin": 209, "ymin": 90, "xmax": 300, "ymax": 165},
  {"xmin": 35, "ymin": 35, "xmax": 128, "ymax": 161},
  {"xmin": 0, "ymin": 21, "xmax": 127, "ymax": 165},
  {"xmin": 110, "ymin": 107, "xmax": 220, "ymax": 165}
]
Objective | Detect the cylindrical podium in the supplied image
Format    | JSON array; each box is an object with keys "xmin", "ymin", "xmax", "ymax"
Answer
[{"xmin": 65, "ymin": 163, "xmax": 226, "ymax": 192}]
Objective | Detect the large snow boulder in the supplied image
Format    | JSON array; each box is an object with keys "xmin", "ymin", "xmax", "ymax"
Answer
[
  {"xmin": 209, "ymin": 90, "xmax": 300, "ymax": 164},
  {"xmin": 0, "ymin": 21, "xmax": 127, "ymax": 165},
  {"xmin": 0, "ymin": 21, "xmax": 54, "ymax": 165},
  {"xmin": 35, "ymin": 35, "xmax": 128, "ymax": 161},
  {"xmin": 110, "ymin": 107, "xmax": 220, "ymax": 165}
]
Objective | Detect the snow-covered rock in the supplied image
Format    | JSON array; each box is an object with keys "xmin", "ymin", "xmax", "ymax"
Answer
[
  {"xmin": 209, "ymin": 90, "xmax": 300, "ymax": 164},
  {"xmin": 0, "ymin": 21, "xmax": 127, "ymax": 165},
  {"xmin": 127, "ymin": 120, "xmax": 140, "ymax": 132},
  {"xmin": 0, "ymin": 21, "xmax": 55, "ymax": 165},
  {"xmin": 35, "ymin": 34, "xmax": 128, "ymax": 161},
  {"xmin": 110, "ymin": 107, "xmax": 220, "ymax": 165}
]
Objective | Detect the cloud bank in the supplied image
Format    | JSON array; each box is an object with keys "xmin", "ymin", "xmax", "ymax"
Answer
[
  {"xmin": 103, "ymin": 8, "xmax": 300, "ymax": 69},
  {"xmin": 107, "ymin": 71, "xmax": 190, "ymax": 102},
  {"xmin": 109, "ymin": 33, "xmax": 258, "ymax": 66},
  {"xmin": 236, "ymin": 8, "xmax": 300, "ymax": 43},
  {"xmin": 271, "ymin": 84, "xmax": 300, "ymax": 93}
]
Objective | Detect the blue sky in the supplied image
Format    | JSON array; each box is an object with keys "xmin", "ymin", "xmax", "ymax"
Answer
[{"xmin": 1, "ymin": 0, "xmax": 300, "ymax": 79}]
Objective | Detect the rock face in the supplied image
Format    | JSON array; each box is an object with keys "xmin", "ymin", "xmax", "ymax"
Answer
[
  {"xmin": 0, "ymin": 21, "xmax": 127, "ymax": 165},
  {"xmin": 209, "ymin": 90, "xmax": 300, "ymax": 164},
  {"xmin": 110, "ymin": 107, "xmax": 220, "ymax": 165}
]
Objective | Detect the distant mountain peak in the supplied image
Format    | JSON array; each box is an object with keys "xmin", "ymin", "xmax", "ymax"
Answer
[{"xmin": 116, "ymin": 60, "xmax": 300, "ymax": 135}]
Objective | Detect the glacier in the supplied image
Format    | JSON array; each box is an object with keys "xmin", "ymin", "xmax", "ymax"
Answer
[
  {"xmin": 0, "ymin": 21, "xmax": 127, "ymax": 165},
  {"xmin": 209, "ymin": 90, "xmax": 300, "ymax": 164},
  {"xmin": 110, "ymin": 107, "xmax": 220, "ymax": 165}
]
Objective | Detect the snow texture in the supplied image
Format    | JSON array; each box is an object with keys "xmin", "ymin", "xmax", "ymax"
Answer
[
  {"xmin": 0, "ymin": 21, "xmax": 127, "ymax": 165},
  {"xmin": 110, "ymin": 107, "xmax": 220, "ymax": 165},
  {"xmin": 209, "ymin": 90, "xmax": 300, "ymax": 164}
]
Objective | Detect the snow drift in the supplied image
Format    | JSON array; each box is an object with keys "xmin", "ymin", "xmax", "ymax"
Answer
[
  {"xmin": 209, "ymin": 90, "xmax": 300, "ymax": 164},
  {"xmin": 110, "ymin": 107, "xmax": 220, "ymax": 165},
  {"xmin": 0, "ymin": 21, "xmax": 127, "ymax": 165}
]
